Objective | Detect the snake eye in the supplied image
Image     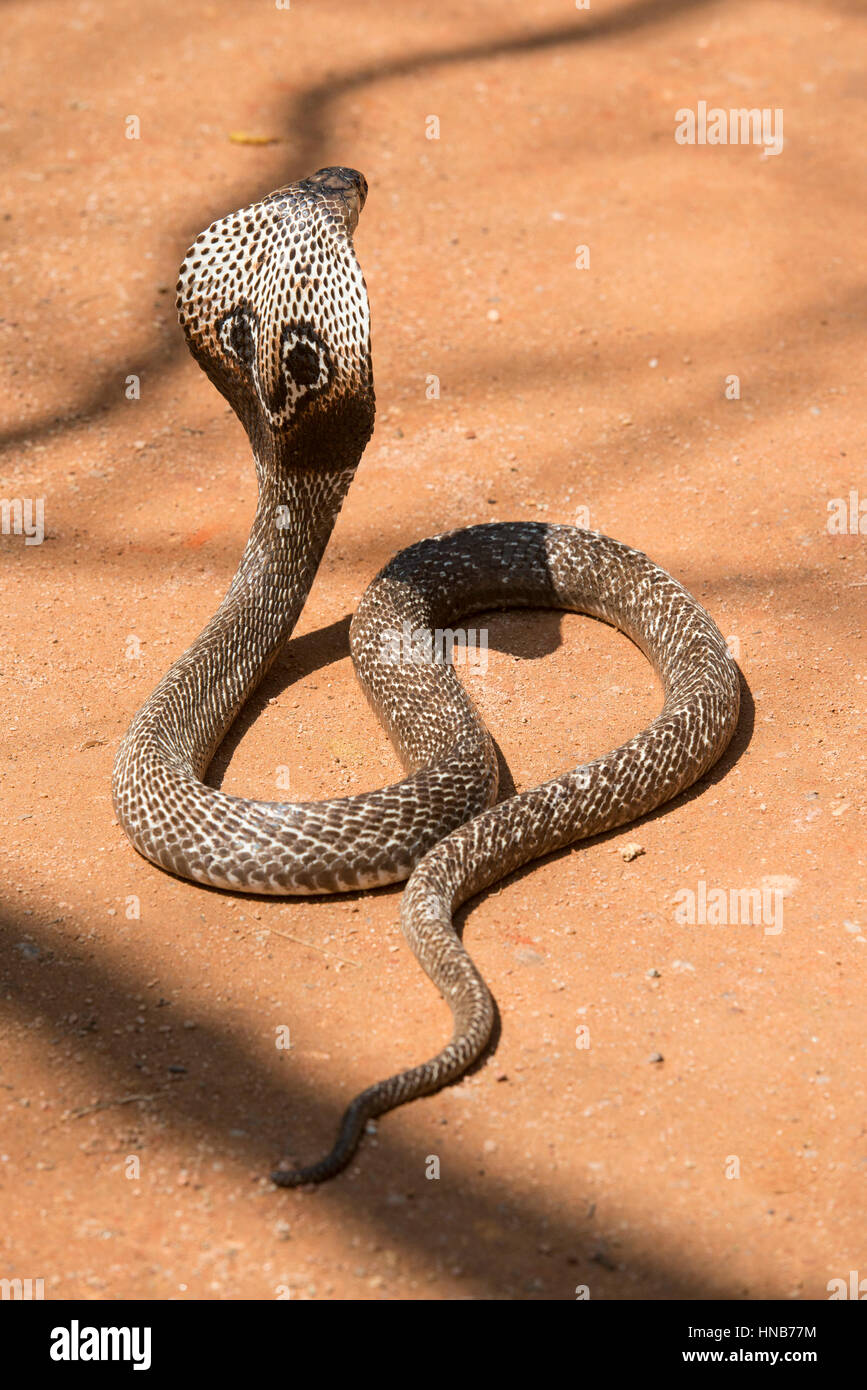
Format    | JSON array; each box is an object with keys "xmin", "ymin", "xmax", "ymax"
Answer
[{"xmin": 218, "ymin": 308, "xmax": 257, "ymax": 367}]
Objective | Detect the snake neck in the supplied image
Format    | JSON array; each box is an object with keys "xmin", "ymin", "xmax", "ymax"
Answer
[
  {"xmin": 231, "ymin": 460, "xmax": 354, "ymax": 620},
  {"xmin": 127, "ymin": 462, "xmax": 356, "ymax": 780}
]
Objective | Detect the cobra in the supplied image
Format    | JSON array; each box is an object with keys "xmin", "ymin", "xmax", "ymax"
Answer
[{"xmin": 112, "ymin": 168, "xmax": 740, "ymax": 1186}]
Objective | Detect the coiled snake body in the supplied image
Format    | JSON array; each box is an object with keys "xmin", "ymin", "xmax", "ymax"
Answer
[{"xmin": 112, "ymin": 169, "xmax": 740, "ymax": 1185}]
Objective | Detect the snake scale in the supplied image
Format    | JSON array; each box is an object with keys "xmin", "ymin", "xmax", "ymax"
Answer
[{"xmin": 112, "ymin": 168, "xmax": 740, "ymax": 1185}]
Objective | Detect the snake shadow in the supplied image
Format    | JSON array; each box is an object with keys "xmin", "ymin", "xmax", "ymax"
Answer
[
  {"xmin": 206, "ymin": 610, "xmax": 546, "ymax": 803},
  {"xmin": 209, "ymin": 602, "xmax": 752, "ymax": 841}
]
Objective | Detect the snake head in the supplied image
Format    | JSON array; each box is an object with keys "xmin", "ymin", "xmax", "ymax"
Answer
[{"xmin": 176, "ymin": 167, "xmax": 375, "ymax": 469}]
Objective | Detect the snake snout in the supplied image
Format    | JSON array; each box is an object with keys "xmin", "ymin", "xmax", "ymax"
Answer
[{"xmin": 304, "ymin": 166, "xmax": 368, "ymax": 234}]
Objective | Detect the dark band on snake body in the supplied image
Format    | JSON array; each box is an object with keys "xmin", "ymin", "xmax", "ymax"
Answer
[{"xmin": 112, "ymin": 170, "xmax": 740, "ymax": 1186}]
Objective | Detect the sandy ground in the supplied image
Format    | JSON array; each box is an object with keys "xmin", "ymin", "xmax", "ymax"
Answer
[{"xmin": 1, "ymin": 0, "xmax": 865, "ymax": 1302}]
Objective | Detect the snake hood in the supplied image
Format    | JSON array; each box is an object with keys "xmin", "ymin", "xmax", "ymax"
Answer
[{"xmin": 175, "ymin": 166, "xmax": 375, "ymax": 473}]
